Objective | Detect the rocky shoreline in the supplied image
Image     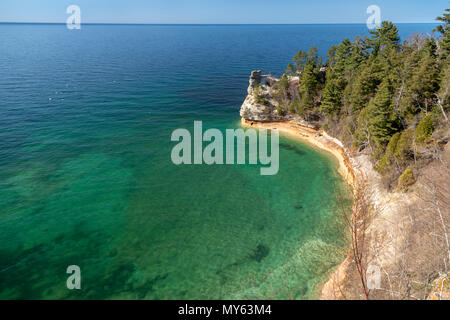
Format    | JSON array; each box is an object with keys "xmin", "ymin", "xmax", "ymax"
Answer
[{"xmin": 239, "ymin": 71, "xmax": 428, "ymax": 299}]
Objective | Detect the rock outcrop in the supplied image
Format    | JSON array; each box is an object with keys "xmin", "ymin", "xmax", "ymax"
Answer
[
  {"xmin": 240, "ymin": 70, "xmax": 318, "ymax": 129},
  {"xmin": 240, "ymin": 70, "xmax": 285, "ymax": 122}
]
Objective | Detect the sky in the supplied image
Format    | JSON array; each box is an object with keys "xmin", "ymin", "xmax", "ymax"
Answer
[{"xmin": 0, "ymin": 0, "xmax": 448, "ymax": 24}]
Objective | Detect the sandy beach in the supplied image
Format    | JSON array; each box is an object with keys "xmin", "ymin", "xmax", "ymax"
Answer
[{"xmin": 241, "ymin": 118, "xmax": 356, "ymax": 188}]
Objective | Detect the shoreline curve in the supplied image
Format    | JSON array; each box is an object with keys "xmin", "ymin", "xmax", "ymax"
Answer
[{"xmin": 241, "ymin": 118, "xmax": 357, "ymax": 300}]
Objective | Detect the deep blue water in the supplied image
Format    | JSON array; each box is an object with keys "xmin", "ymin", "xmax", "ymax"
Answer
[{"xmin": 0, "ymin": 23, "xmax": 437, "ymax": 299}]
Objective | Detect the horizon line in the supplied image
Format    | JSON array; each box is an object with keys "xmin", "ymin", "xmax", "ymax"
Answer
[{"xmin": 0, "ymin": 21, "xmax": 439, "ymax": 26}]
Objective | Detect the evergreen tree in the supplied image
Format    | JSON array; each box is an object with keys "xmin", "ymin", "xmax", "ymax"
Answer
[
  {"xmin": 366, "ymin": 81, "xmax": 401, "ymax": 153},
  {"xmin": 437, "ymin": 60, "xmax": 450, "ymax": 121},
  {"xmin": 290, "ymin": 50, "xmax": 308, "ymax": 74},
  {"xmin": 299, "ymin": 47, "xmax": 320, "ymax": 113},
  {"xmin": 282, "ymin": 6, "xmax": 449, "ymax": 173},
  {"xmin": 321, "ymin": 78, "xmax": 343, "ymax": 115},
  {"xmin": 415, "ymin": 114, "xmax": 435, "ymax": 143},
  {"xmin": 346, "ymin": 55, "xmax": 384, "ymax": 112},
  {"xmin": 407, "ymin": 53, "xmax": 440, "ymax": 113},
  {"xmin": 332, "ymin": 39, "xmax": 352, "ymax": 76},
  {"xmin": 369, "ymin": 21, "xmax": 400, "ymax": 55},
  {"xmin": 435, "ymin": 6, "xmax": 450, "ymax": 57}
]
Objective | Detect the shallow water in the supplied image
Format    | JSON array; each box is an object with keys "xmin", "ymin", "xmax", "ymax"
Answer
[{"xmin": 0, "ymin": 23, "xmax": 436, "ymax": 299}]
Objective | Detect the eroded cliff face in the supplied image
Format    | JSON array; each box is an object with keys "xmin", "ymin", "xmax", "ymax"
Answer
[
  {"xmin": 240, "ymin": 70, "xmax": 279, "ymax": 122},
  {"xmin": 240, "ymin": 70, "xmax": 319, "ymax": 130},
  {"xmin": 239, "ymin": 70, "xmax": 286, "ymax": 122}
]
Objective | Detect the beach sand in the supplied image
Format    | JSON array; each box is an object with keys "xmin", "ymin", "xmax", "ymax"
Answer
[{"xmin": 241, "ymin": 118, "xmax": 356, "ymax": 187}]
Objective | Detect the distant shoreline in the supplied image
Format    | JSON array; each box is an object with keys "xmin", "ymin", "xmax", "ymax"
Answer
[{"xmin": 0, "ymin": 22, "xmax": 439, "ymax": 26}]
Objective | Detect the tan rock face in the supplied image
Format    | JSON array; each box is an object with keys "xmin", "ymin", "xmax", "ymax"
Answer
[
  {"xmin": 428, "ymin": 273, "xmax": 450, "ymax": 300},
  {"xmin": 240, "ymin": 70, "xmax": 285, "ymax": 122}
]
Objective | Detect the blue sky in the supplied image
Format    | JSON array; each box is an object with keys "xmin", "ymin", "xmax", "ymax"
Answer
[{"xmin": 0, "ymin": 0, "xmax": 448, "ymax": 24}]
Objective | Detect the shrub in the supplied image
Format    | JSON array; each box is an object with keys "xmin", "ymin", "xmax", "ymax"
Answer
[
  {"xmin": 377, "ymin": 155, "xmax": 391, "ymax": 174},
  {"xmin": 386, "ymin": 132, "xmax": 401, "ymax": 156},
  {"xmin": 277, "ymin": 105, "xmax": 284, "ymax": 116},
  {"xmin": 394, "ymin": 128, "xmax": 414, "ymax": 165},
  {"xmin": 415, "ymin": 114, "xmax": 434, "ymax": 143},
  {"xmin": 289, "ymin": 100, "xmax": 299, "ymax": 113},
  {"xmin": 398, "ymin": 166, "xmax": 415, "ymax": 191},
  {"xmin": 277, "ymin": 74, "xmax": 290, "ymax": 92},
  {"xmin": 254, "ymin": 84, "xmax": 265, "ymax": 104}
]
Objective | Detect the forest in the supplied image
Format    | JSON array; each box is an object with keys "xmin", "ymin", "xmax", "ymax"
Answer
[{"xmin": 271, "ymin": 7, "xmax": 450, "ymax": 189}]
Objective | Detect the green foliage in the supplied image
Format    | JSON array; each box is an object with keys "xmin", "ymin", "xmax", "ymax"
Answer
[
  {"xmin": 320, "ymin": 39, "xmax": 364, "ymax": 116},
  {"xmin": 415, "ymin": 114, "xmax": 435, "ymax": 143},
  {"xmin": 354, "ymin": 106, "xmax": 371, "ymax": 149},
  {"xmin": 353, "ymin": 79, "xmax": 402, "ymax": 156},
  {"xmin": 321, "ymin": 78, "xmax": 343, "ymax": 115},
  {"xmin": 286, "ymin": 63, "xmax": 295, "ymax": 75},
  {"xmin": 253, "ymin": 84, "xmax": 267, "ymax": 105},
  {"xmin": 394, "ymin": 128, "xmax": 414, "ymax": 165},
  {"xmin": 377, "ymin": 155, "xmax": 391, "ymax": 174},
  {"xmin": 278, "ymin": 74, "xmax": 289, "ymax": 92},
  {"xmin": 366, "ymin": 80, "xmax": 401, "ymax": 152},
  {"xmin": 438, "ymin": 61, "xmax": 450, "ymax": 114},
  {"xmin": 293, "ymin": 50, "xmax": 308, "ymax": 72},
  {"xmin": 289, "ymin": 100, "xmax": 299, "ymax": 113},
  {"xmin": 377, "ymin": 128, "xmax": 414, "ymax": 174},
  {"xmin": 253, "ymin": 83, "xmax": 262, "ymax": 97},
  {"xmin": 279, "ymin": 6, "xmax": 449, "ymax": 176},
  {"xmin": 345, "ymin": 56, "xmax": 384, "ymax": 112},
  {"xmin": 386, "ymin": 132, "xmax": 401, "ymax": 156},
  {"xmin": 410, "ymin": 55, "xmax": 440, "ymax": 112},
  {"xmin": 398, "ymin": 166, "xmax": 416, "ymax": 191},
  {"xmin": 274, "ymin": 74, "xmax": 290, "ymax": 102},
  {"xmin": 298, "ymin": 47, "xmax": 321, "ymax": 113},
  {"xmin": 277, "ymin": 104, "xmax": 284, "ymax": 116},
  {"xmin": 369, "ymin": 21, "xmax": 400, "ymax": 55},
  {"xmin": 435, "ymin": 7, "xmax": 450, "ymax": 57}
]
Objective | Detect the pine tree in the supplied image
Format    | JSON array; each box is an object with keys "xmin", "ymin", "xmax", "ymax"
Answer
[
  {"xmin": 366, "ymin": 81, "xmax": 401, "ymax": 153},
  {"xmin": 369, "ymin": 21, "xmax": 400, "ymax": 55},
  {"xmin": 346, "ymin": 56, "xmax": 384, "ymax": 112},
  {"xmin": 437, "ymin": 60, "xmax": 450, "ymax": 122},
  {"xmin": 407, "ymin": 53, "xmax": 440, "ymax": 113},
  {"xmin": 321, "ymin": 78, "xmax": 344, "ymax": 115},
  {"xmin": 332, "ymin": 39, "xmax": 352, "ymax": 76},
  {"xmin": 435, "ymin": 6, "xmax": 450, "ymax": 57},
  {"xmin": 299, "ymin": 47, "xmax": 320, "ymax": 113},
  {"xmin": 283, "ymin": 7, "xmax": 448, "ymax": 171},
  {"xmin": 415, "ymin": 114, "xmax": 435, "ymax": 143},
  {"xmin": 290, "ymin": 50, "xmax": 308, "ymax": 74}
]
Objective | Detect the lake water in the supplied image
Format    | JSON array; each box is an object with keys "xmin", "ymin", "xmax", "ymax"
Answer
[{"xmin": 0, "ymin": 23, "xmax": 436, "ymax": 299}]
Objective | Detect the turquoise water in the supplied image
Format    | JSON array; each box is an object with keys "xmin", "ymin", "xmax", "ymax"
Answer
[{"xmin": 0, "ymin": 23, "xmax": 436, "ymax": 299}]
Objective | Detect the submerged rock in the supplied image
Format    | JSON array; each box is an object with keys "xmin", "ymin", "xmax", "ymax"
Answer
[{"xmin": 249, "ymin": 244, "xmax": 270, "ymax": 262}]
